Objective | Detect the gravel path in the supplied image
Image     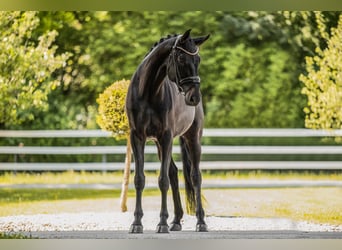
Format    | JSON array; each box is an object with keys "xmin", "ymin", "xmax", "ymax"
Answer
[
  {"xmin": 1, "ymin": 187, "xmax": 341, "ymax": 237},
  {"xmin": 1, "ymin": 211, "xmax": 341, "ymax": 233}
]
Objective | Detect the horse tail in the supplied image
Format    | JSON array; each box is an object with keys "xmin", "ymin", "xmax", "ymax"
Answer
[{"xmin": 180, "ymin": 137, "xmax": 196, "ymax": 215}]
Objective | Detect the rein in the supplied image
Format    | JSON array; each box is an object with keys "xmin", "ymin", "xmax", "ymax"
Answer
[{"xmin": 171, "ymin": 36, "xmax": 200, "ymax": 94}]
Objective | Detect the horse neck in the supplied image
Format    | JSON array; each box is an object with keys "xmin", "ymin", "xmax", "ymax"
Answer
[{"xmin": 138, "ymin": 40, "xmax": 174, "ymax": 98}]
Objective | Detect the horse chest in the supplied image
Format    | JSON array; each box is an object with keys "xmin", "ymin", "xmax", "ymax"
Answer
[
  {"xmin": 174, "ymin": 105, "xmax": 196, "ymax": 136},
  {"xmin": 135, "ymin": 103, "xmax": 195, "ymax": 138}
]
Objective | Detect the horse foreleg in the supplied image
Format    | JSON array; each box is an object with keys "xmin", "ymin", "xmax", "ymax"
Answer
[
  {"xmin": 129, "ymin": 131, "xmax": 145, "ymax": 234},
  {"xmin": 156, "ymin": 130, "xmax": 172, "ymax": 233}
]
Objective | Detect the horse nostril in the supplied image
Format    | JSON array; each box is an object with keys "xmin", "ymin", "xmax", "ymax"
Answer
[
  {"xmin": 190, "ymin": 95, "xmax": 198, "ymax": 104},
  {"xmin": 185, "ymin": 91, "xmax": 200, "ymax": 106}
]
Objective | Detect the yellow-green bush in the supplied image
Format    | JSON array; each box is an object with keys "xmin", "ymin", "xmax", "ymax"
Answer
[
  {"xmin": 96, "ymin": 79, "xmax": 130, "ymax": 140},
  {"xmin": 300, "ymin": 15, "xmax": 342, "ymax": 131}
]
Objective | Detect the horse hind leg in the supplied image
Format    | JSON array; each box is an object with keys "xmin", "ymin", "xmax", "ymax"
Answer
[
  {"xmin": 181, "ymin": 135, "xmax": 208, "ymax": 232},
  {"xmin": 169, "ymin": 158, "xmax": 183, "ymax": 231}
]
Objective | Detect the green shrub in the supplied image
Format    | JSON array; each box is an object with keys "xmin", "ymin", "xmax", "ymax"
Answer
[
  {"xmin": 96, "ymin": 79, "xmax": 130, "ymax": 140},
  {"xmin": 300, "ymin": 15, "xmax": 342, "ymax": 131}
]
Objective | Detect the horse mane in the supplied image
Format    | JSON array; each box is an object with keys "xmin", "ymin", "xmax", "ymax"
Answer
[
  {"xmin": 144, "ymin": 34, "xmax": 178, "ymax": 58},
  {"xmin": 136, "ymin": 34, "xmax": 179, "ymax": 97}
]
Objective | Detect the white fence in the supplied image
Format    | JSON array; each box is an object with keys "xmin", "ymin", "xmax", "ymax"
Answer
[{"xmin": 0, "ymin": 129, "xmax": 341, "ymax": 171}]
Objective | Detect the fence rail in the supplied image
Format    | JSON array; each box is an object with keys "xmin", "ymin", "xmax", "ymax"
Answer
[
  {"xmin": 0, "ymin": 129, "xmax": 341, "ymax": 171},
  {"xmin": 1, "ymin": 145, "xmax": 342, "ymax": 155},
  {"xmin": 1, "ymin": 128, "xmax": 342, "ymax": 138}
]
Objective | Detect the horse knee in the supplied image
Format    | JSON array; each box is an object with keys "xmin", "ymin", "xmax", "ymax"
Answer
[
  {"xmin": 158, "ymin": 175, "xmax": 170, "ymax": 191},
  {"xmin": 134, "ymin": 174, "xmax": 145, "ymax": 190}
]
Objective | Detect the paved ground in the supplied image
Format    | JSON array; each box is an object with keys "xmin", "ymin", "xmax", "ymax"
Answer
[{"xmin": 19, "ymin": 230, "xmax": 342, "ymax": 239}]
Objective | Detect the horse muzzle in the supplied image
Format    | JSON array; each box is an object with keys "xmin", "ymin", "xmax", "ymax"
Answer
[{"xmin": 185, "ymin": 85, "xmax": 201, "ymax": 106}]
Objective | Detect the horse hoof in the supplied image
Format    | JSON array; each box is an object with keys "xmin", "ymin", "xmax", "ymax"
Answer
[
  {"xmin": 170, "ymin": 223, "xmax": 182, "ymax": 231},
  {"xmin": 156, "ymin": 224, "xmax": 169, "ymax": 233},
  {"xmin": 196, "ymin": 223, "xmax": 208, "ymax": 232},
  {"xmin": 129, "ymin": 224, "xmax": 143, "ymax": 234}
]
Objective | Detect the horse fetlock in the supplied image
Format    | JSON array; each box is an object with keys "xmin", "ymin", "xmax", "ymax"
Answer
[
  {"xmin": 133, "ymin": 210, "xmax": 144, "ymax": 220},
  {"xmin": 196, "ymin": 207, "xmax": 205, "ymax": 218}
]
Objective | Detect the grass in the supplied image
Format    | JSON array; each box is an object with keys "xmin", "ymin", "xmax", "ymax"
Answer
[
  {"xmin": 0, "ymin": 171, "xmax": 126, "ymax": 185},
  {"xmin": 0, "ymin": 188, "xmax": 160, "ymax": 217},
  {"xmin": 0, "ymin": 188, "xmax": 125, "ymax": 203},
  {"xmin": 0, "ymin": 232, "xmax": 33, "ymax": 239},
  {"xmin": 0, "ymin": 188, "xmax": 160, "ymax": 204},
  {"xmin": 202, "ymin": 169, "xmax": 342, "ymax": 181},
  {"xmin": 1, "ymin": 170, "xmax": 341, "ymax": 185}
]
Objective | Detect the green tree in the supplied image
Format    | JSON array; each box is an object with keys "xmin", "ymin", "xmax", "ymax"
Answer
[
  {"xmin": 206, "ymin": 42, "xmax": 300, "ymax": 128},
  {"xmin": 206, "ymin": 12, "xmax": 305, "ymax": 128},
  {"xmin": 7, "ymin": 11, "xmax": 340, "ymax": 131},
  {"xmin": 205, "ymin": 11, "xmax": 340, "ymax": 128},
  {"xmin": 0, "ymin": 11, "xmax": 69, "ymax": 128},
  {"xmin": 300, "ymin": 14, "xmax": 342, "ymax": 130},
  {"xmin": 27, "ymin": 11, "xmax": 161, "ymax": 129}
]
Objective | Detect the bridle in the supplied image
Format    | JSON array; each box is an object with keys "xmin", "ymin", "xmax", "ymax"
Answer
[{"xmin": 169, "ymin": 35, "xmax": 200, "ymax": 94}]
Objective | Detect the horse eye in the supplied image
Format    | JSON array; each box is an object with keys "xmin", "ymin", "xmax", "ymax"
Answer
[{"xmin": 177, "ymin": 54, "xmax": 185, "ymax": 64}]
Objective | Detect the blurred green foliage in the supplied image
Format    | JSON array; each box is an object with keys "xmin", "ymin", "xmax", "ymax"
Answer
[
  {"xmin": 0, "ymin": 11, "xmax": 341, "ymax": 131},
  {"xmin": 0, "ymin": 11, "xmax": 69, "ymax": 127},
  {"xmin": 205, "ymin": 42, "xmax": 300, "ymax": 127}
]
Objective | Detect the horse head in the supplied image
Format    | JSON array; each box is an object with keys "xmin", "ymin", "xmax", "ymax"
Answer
[{"xmin": 167, "ymin": 29, "xmax": 210, "ymax": 106}]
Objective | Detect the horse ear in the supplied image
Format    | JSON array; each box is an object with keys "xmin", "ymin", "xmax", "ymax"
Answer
[
  {"xmin": 180, "ymin": 29, "xmax": 192, "ymax": 43},
  {"xmin": 193, "ymin": 34, "xmax": 210, "ymax": 46}
]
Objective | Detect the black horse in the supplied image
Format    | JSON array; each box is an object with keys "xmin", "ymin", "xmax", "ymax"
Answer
[{"xmin": 126, "ymin": 29, "xmax": 210, "ymax": 233}]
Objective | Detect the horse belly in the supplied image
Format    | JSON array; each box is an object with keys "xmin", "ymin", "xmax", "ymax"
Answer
[{"xmin": 146, "ymin": 120, "xmax": 160, "ymax": 138}]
